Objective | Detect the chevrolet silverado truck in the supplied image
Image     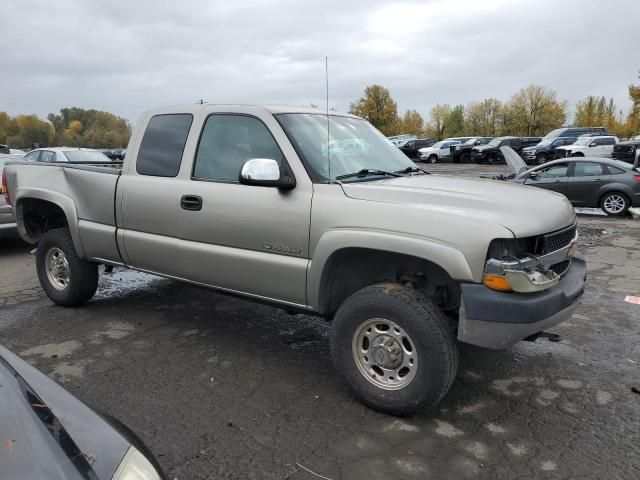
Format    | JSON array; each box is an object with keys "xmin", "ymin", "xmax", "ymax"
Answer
[{"xmin": 2, "ymin": 105, "xmax": 586, "ymax": 415}]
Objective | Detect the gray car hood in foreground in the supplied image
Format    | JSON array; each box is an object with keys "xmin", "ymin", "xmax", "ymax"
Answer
[
  {"xmin": 341, "ymin": 173, "xmax": 575, "ymax": 238},
  {"xmin": 0, "ymin": 345, "xmax": 129, "ymax": 480}
]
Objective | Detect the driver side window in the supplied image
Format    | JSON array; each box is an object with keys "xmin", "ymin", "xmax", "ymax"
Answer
[
  {"xmin": 537, "ymin": 163, "xmax": 569, "ymax": 178},
  {"xmin": 193, "ymin": 115, "xmax": 284, "ymax": 182}
]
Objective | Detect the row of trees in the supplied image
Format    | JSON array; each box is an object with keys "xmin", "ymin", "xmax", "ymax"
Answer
[
  {"xmin": 0, "ymin": 108, "xmax": 131, "ymax": 149},
  {"xmin": 350, "ymin": 83, "xmax": 640, "ymax": 140}
]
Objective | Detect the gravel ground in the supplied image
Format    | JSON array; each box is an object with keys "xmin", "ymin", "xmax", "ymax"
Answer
[{"xmin": 0, "ymin": 162, "xmax": 639, "ymax": 480}]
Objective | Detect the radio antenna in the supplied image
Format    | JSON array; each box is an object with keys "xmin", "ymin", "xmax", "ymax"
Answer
[{"xmin": 325, "ymin": 56, "xmax": 331, "ymax": 182}]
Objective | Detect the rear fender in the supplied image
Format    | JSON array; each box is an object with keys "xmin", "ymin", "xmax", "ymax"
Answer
[{"xmin": 14, "ymin": 189, "xmax": 85, "ymax": 258}]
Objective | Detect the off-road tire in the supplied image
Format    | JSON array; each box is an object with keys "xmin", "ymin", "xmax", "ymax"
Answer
[
  {"xmin": 330, "ymin": 283, "xmax": 458, "ymax": 415},
  {"xmin": 36, "ymin": 228, "xmax": 99, "ymax": 306},
  {"xmin": 536, "ymin": 153, "xmax": 547, "ymax": 165}
]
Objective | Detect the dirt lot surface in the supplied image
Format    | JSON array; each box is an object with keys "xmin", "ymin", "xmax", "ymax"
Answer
[{"xmin": 1, "ymin": 163, "xmax": 639, "ymax": 479}]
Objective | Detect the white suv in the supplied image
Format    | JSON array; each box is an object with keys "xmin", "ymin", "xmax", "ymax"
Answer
[
  {"xmin": 417, "ymin": 140, "xmax": 460, "ymax": 163},
  {"xmin": 555, "ymin": 135, "xmax": 619, "ymax": 158}
]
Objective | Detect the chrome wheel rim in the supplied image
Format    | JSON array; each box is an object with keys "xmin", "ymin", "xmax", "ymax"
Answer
[
  {"xmin": 352, "ymin": 318, "xmax": 418, "ymax": 391},
  {"xmin": 430, "ymin": 157, "xmax": 437, "ymax": 164},
  {"xmin": 603, "ymin": 194, "xmax": 625, "ymax": 214},
  {"xmin": 45, "ymin": 247, "xmax": 70, "ymax": 290}
]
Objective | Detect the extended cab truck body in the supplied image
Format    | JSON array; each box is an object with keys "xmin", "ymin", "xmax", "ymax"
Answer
[{"xmin": 3, "ymin": 105, "xmax": 586, "ymax": 414}]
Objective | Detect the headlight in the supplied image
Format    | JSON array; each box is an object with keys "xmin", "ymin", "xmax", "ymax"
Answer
[
  {"xmin": 112, "ymin": 447, "xmax": 161, "ymax": 480},
  {"xmin": 482, "ymin": 237, "xmax": 561, "ymax": 293}
]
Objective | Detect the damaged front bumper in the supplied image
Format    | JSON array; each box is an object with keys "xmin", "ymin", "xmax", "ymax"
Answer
[{"xmin": 458, "ymin": 256, "xmax": 586, "ymax": 349}]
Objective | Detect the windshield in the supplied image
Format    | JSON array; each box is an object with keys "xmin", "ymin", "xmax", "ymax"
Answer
[
  {"xmin": 463, "ymin": 138, "xmax": 478, "ymax": 145},
  {"xmin": 431, "ymin": 141, "xmax": 448, "ymax": 148},
  {"xmin": 63, "ymin": 150, "xmax": 112, "ymax": 162},
  {"xmin": 488, "ymin": 138, "xmax": 501, "ymax": 147},
  {"xmin": 536, "ymin": 140, "xmax": 553, "ymax": 146},
  {"xmin": 543, "ymin": 128, "xmax": 564, "ymax": 140},
  {"xmin": 276, "ymin": 114, "xmax": 415, "ymax": 181}
]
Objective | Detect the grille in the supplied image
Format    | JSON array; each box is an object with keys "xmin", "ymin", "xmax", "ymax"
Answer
[
  {"xmin": 550, "ymin": 259, "xmax": 571, "ymax": 276},
  {"xmin": 541, "ymin": 226, "xmax": 576, "ymax": 254}
]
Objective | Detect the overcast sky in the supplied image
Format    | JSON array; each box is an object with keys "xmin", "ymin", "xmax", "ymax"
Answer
[{"xmin": 2, "ymin": 0, "xmax": 638, "ymax": 124}]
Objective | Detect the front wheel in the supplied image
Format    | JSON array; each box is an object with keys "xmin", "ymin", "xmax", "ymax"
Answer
[
  {"xmin": 460, "ymin": 152, "xmax": 470, "ymax": 163},
  {"xmin": 429, "ymin": 155, "xmax": 438, "ymax": 164},
  {"xmin": 36, "ymin": 228, "xmax": 99, "ymax": 306},
  {"xmin": 330, "ymin": 283, "xmax": 458, "ymax": 415},
  {"xmin": 600, "ymin": 192, "xmax": 630, "ymax": 216},
  {"xmin": 571, "ymin": 152, "xmax": 584, "ymax": 157},
  {"xmin": 536, "ymin": 153, "xmax": 547, "ymax": 165}
]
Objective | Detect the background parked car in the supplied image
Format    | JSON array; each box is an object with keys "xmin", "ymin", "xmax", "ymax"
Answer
[
  {"xmin": 9, "ymin": 148, "xmax": 26, "ymax": 156},
  {"xmin": 417, "ymin": 140, "xmax": 460, "ymax": 163},
  {"xmin": 612, "ymin": 135, "xmax": 640, "ymax": 165},
  {"xmin": 509, "ymin": 156, "xmax": 640, "ymax": 215},
  {"xmin": 450, "ymin": 137, "xmax": 493, "ymax": 163},
  {"xmin": 471, "ymin": 136, "xmax": 524, "ymax": 163},
  {"xmin": 521, "ymin": 136, "xmax": 542, "ymax": 147},
  {"xmin": 542, "ymin": 126, "xmax": 607, "ymax": 140},
  {"xmin": 399, "ymin": 138, "xmax": 435, "ymax": 157},
  {"xmin": 23, "ymin": 147, "xmax": 114, "ymax": 163},
  {"xmin": 0, "ymin": 344, "xmax": 165, "ymax": 480},
  {"xmin": 0, "ymin": 144, "xmax": 10, "ymax": 154},
  {"xmin": 555, "ymin": 135, "xmax": 619, "ymax": 158},
  {"xmin": 1, "ymin": 154, "xmax": 20, "ymax": 236},
  {"xmin": 521, "ymin": 137, "xmax": 576, "ymax": 165}
]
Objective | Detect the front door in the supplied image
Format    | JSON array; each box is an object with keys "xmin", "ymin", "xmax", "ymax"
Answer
[
  {"xmin": 524, "ymin": 162, "xmax": 570, "ymax": 195},
  {"xmin": 177, "ymin": 113, "xmax": 312, "ymax": 306}
]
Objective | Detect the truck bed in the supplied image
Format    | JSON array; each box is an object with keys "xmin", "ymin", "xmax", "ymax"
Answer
[{"xmin": 4, "ymin": 160, "xmax": 124, "ymax": 263}]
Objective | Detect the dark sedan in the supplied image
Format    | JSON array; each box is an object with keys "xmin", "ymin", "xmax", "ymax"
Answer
[
  {"xmin": 509, "ymin": 156, "xmax": 640, "ymax": 215},
  {"xmin": 0, "ymin": 344, "xmax": 164, "ymax": 479},
  {"xmin": 398, "ymin": 138, "xmax": 435, "ymax": 157}
]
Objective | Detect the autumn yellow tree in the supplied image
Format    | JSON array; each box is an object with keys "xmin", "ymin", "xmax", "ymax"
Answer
[
  {"xmin": 349, "ymin": 85, "xmax": 400, "ymax": 136},
  {"xmin": 426, "ymin": 104, "xmax": 452, "ymax": 139},
  {"xmin": 504, "ymin": 85, "xmax": 567, "ymax": 136},
  {"xmin": 64, "ymin": 120, "xmax": 84, "ymax": 146},
  {"xmin": 399, "ymin": 110, "xmax": 424, "ymax": 136},
  {"xmin": 464, "ymin": 99, "xmax": 503, "ymax": 136}
]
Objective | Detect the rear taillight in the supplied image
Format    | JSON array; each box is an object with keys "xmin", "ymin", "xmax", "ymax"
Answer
[
  {"xmin": 1, "ymin": 168, "xmax": 10, "ymax": 205},
  {"xmin": 633, "ymin": 175, "xmax": 640, "ymax": 183}
]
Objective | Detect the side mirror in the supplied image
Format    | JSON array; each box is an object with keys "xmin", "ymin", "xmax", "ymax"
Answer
[
  {"xmin": 528, "ymin": 171, "xmax": 539, "ymax": 180},
  {"xmin": 589, "ymin": 143, "xmax": 597, "ymax": 147},
  {"xmin": 239, "ymin": 158, "xmax": 296, "ymax": 190}
]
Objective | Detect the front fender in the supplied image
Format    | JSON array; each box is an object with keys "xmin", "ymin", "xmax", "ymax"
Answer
[
  {"xmin": 14, "ymin": 188, "xmax": 86, "ymax": 258},
  {"xmin": 306, "ymin": 228, "xmax": 474, "ymax": 311}
]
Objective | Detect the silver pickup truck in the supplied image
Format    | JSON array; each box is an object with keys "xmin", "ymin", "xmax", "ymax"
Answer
[{"xmin": 2, "ymin": 105, "xmax": 586, "ymax": 414}]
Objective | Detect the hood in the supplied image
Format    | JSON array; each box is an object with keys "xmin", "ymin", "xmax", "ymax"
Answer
[
  {"xmin": 500, "ymin": 146, "xmax": 528, "ymax": 175},
  {"xmin": 418, "ymin": 146, "xmax": 437, "ymax": 153},
  {"xmin": 473, "ymin": 144, "xmax": 495, "ymax": 152},
  {"xmin": 0, "ymin": 346, "xmax": 130, "ymax": 480},
  {"xmin": 340, "ymin": 173, "xmax": 575, "ymax": 238}
]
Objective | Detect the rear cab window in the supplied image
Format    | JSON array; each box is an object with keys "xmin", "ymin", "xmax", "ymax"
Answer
[{"xmin": 137, "ymin": 114, "xmax": 193, "ymax": 177}]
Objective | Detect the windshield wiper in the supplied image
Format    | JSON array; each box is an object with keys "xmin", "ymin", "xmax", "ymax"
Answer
[
  {"xmin": 335, "ymin": 169, "xmax": 402, "ymax": 181},
  {"xmin": 394, "ymin": 166, "xmax": 428, "ymax": 175}
]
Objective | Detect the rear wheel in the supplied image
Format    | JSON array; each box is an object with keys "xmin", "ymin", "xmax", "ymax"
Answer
[
  {"xmin": 330, "ymin": 283, "xmax": 458, "ymax": 415},
  {"xmin": 600, "ymin": 192, "xmax": 630, "ymax": 216},
  {"xmin": 429, "ymin": 155, "xmax": 438, "ymax": 164},
  {"xmin": 36, "ymin": 228, "xmax": 99, "ymax": 306}
]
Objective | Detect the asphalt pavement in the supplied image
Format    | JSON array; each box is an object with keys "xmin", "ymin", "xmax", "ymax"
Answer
[{"xmin": 1, "ymin": 163, "xmax": 639, "ymax": 480}]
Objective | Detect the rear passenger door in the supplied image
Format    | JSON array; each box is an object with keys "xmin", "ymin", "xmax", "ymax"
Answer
[
  {"xmin": 177, "ymin": 113, "xmax": 312, "ymax": 306},
  {"xmin": 565, "ymin": 161, "xmax": 607, "ymax": 206},
  {"xmin": 119, "ymin": 113, "xmax": 194, "ymax": 276}
]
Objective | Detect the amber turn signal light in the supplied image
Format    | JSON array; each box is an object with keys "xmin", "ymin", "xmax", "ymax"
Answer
[{"xmin": 482, "ymin": 273, "xmax": 512, "ymax": 292}]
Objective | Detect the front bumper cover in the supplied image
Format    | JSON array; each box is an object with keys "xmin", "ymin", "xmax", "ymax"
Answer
[{"xmin": 457, "ymin": 256, "xmax": 586, "ymax": 349}]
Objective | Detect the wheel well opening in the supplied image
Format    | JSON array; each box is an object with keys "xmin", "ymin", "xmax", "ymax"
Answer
[
  {"xmin": 319, "ymin": 248, "xmax": 461, "ymax": 316},
  {"xmin": 20, "ymin": 199, "xmax": 69, "ymax": 242}
]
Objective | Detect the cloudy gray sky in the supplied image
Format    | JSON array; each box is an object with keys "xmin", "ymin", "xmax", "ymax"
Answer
[{"xmin": 2, "ymin": 0, "xmax": 638, "ymax": 124}]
